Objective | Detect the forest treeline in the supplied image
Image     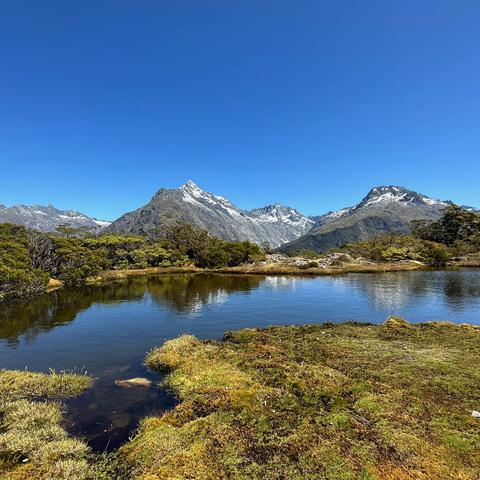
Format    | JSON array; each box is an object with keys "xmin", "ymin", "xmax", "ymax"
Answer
[{"xmin": 0, "ymin": 223, "xmax": 264, "ymax": 301}]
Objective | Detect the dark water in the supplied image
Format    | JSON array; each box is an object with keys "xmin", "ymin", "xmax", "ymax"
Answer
[{"xmin": 1, "ymin": 270, "xmax": 480, "ymax": 450}]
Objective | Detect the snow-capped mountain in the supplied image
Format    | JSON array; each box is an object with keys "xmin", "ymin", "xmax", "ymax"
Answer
[
  {"xmin": 356, "ymin": 186, "xmax": 449, "ymax": 209},
  {"xmin": 106, "ymin": 180, "xmax": 314, "ymax": 247},
  {"xmin": 0, "ymin": 204, "xmax": 111, "ymax": 232},
  {"xmin": 5, "ymin": 183, "xmax": 474, "ymax": 249},
  {"xmin": 278, "ymin": 186, "xmax": 453, "ymax": 253}
]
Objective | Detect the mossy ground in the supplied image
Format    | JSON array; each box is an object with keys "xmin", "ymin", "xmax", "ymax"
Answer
[
  {"xmin": 0, "ymin": 369, "xmax": 127, "ymax": 479},
  {"xmin": 123, "ymin": 319, "xmax": 480, "ymax": 480},
  {"xmin": 0, "ymin": 369, "xmax": 92, "ymax": 479}
]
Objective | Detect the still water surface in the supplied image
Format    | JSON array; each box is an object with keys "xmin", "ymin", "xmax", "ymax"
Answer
[{"xmin": 1, "ymin": 270, "xmax": 479, "ymax": 450}]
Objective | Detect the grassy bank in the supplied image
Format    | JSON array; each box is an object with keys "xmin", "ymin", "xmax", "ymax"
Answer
[
  {"xmin": 0, "ymin": 370, "xmax": 128, "ymax": 479},
  {"xmin": 448, "ymin": 253, "xmax": 480, "ymax": 268},
  {"xmin": 214, "ymin": 260, "xmax": 424, "ymax": 276},
  {"xmin": 86, "ymin": 265, "xmax": 201, "ymax": 284},
  {"xmin": 0, "ymin": 370, "xmax": 92, "ymax": 479},
  {"xmin": 123, "ymin": 319, "xmax": 480, "ymax": 479},
  {"xmin": 84, "ymin": 260, "xmax": 424, "ymax": 287}
]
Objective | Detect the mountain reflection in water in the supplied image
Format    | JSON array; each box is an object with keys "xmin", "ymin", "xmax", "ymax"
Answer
[{"xmin": 0, "ymin": 274, "xmax": 264, "ymax": 348}]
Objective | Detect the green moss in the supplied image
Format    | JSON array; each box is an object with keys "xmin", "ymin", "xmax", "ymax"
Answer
[{"xmin": 124, "ymin": 318, "xmax": 480, "ymax": 479}]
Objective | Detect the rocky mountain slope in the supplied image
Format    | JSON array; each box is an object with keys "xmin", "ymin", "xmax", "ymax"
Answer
[
  {"xmin": 0, "ymin": 204, "xmax": 110, "ymax": 232},
  {"xmin": 278, "ymin": 186, "xmax": 452, "ymax": 253},
  {"xmin": 106, "ymin": 180, "xmax": 314, "ymax": 247}
]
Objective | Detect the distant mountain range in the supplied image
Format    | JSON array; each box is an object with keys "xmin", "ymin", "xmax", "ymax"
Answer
[
  {"xmin": 2, "ymin": 182, "xmax": 477, "ymax": 251},
  {"xmin": 106, "ymin": 180, "xmax": 315, "ymax": 247},
  {"xmin": 277, "ymin": 186, "xmax": 453, "ymax": 253},
  {"xmin": 0, "ymin": 204, "xmax": 110, "ymax": 233}
]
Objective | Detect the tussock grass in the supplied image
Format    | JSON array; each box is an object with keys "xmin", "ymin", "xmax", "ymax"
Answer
[
  {"xmin": 124, "ymin": 318, "xmax": 480, "ymax": 479},
  {"xmin": 0, "ymin": 369, "xmax": 91, "ymax": 400},
  {"xmin": 0, "ymin": 370, "xmax": 93, "ymax": 479}
]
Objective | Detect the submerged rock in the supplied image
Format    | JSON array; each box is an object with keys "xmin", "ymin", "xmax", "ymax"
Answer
[
  {"xmin": 114, "ymin": 377, "xmax": 153, "ymax": 388},
  {"xmin": 111, "ymin": 413, "xmax": 132, "ymax": 428}
]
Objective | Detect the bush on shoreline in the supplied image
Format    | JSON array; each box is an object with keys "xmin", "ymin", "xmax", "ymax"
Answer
[
  {"xmin": 412, "ymin": 204, "xmax": 480, "ymax": 254},
  {"xmin": 0, "ymin": 225, "xmax": 49, "ymax": 301},
  {"xmin": 337, "ymin": 233, "xmax": 450, "ymax": 266},
  {"xmin": 0, "ymin": 223, "xmax": 265, "ymax": 301}
]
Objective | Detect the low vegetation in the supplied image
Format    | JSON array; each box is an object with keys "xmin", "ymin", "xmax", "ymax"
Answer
[
  {"xmin": 336, "ymin": 233, "xmax": 450, "ymax": 266},
  {"xmin": 0, "ymin": 369, "xmax": 92, "ymax": 479},
  {"xmin": 412, "ymin": 205, "xmax": 480, "ymax": 254},
  {"xmin": 333, "ymin": 205, "xmax": 480, "ymax": 267},
  {"xmin": 123, "ymin": 319, "xmax": 480, "ymax": 479}
]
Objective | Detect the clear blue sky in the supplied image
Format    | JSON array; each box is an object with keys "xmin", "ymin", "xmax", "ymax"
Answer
[{"xmin": 1, "ymin": 1, "xmax": 479, "ymax": 220}]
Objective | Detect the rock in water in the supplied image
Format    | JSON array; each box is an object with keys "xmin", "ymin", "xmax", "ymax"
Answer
[{"xmin": 114, "ymin": 378, "xmax": 153, "ymax": 388}]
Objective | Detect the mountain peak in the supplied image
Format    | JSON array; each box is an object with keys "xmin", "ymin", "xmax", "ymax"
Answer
[
  {"xmin": 108, "ymin": 182, "xmax": 315, "ymax": 246},
  {"xmin": 181, "ymin": 179, "xmax": 202, "ymax": 192},
  {"xmin": 358, "ymin": 185, "xmax": 445, "ymax": 208},
  {"xmin": 365, "ymin": 185, "xmax": 409, "ymax": 198}
]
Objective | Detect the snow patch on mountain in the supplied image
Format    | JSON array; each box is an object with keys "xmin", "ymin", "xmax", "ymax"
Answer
[{"xmin": 323, "ymin": 207, "xmax": 352, "ymax": 220}]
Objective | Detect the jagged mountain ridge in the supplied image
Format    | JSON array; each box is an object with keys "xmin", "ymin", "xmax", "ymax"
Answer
[
  {"xmin": 0, "ymin": 204, "xmax": 110, "ymax": 232},
  {"xmin": 106, "ymin": 180, "xmax": 315, "ymax": 247},
  {"xmin": 278, "ymin": 186, "xmax": 454, "ymax": 253}
]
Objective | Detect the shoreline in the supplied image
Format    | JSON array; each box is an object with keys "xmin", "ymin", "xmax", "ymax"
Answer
[
  {"xmin": 79, "ymin": 262, "xmax": 429, "ymax": 291},
  {"xmin": 88, "ymin": 259, "xmax": 425, "ymax": 283},
  {"xmin": 87, "ymin": 258, "xmax": 480, "ymax": 285},
  {"xmin": 2, "ymin": 318, "xmax": 480, "ymax": 478},
  {"xmin": 3, "ymin": 259, "xmax": 479, "ymax": 304},
  {"xmin": 122, "ymin": 318, "xmax": 480, "ymax": 478}
]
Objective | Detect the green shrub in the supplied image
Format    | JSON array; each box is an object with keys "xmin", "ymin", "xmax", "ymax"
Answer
[
  {"xmin": 0, "ymin": 222, "xmax": 264, "ymax": 299},
  {"xmin": 412, "ymin": 205, "xmax": 480, "ymax": 253},
  {"xmin": 31, "ymin": 236, "xmax": 107, "ymax": 286},
  {"xmin": 338, "ymin": 233, "xmax": 451, "ymax": 266},
  {"xmin": 0, "ymin": 225, "xmax": 49, "ymax": 300},
  {"xmin": 164, "ymin": 224, "xmax": 265, "ymax": 268},
  {"xmin": 381, "ymin": 246, "xmax": 408, "ymax": 261}
]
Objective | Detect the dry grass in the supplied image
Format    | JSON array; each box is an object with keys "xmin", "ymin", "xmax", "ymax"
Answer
[
  {"xmin": 123, "ymin": 318, "xmax": 480, "ymax": 480},
  {"xmin": 86, "ymin": 266, "xmax": 201, "ymax": 284},
  {"xmin": 46, "ymin": 278, "xmax": 65, "ymax": 292}
]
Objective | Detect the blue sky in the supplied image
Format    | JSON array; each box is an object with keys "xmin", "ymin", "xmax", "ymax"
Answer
[{"xmin": 1, "ymin": 1, "xmax": 479, "ymax": 220}]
